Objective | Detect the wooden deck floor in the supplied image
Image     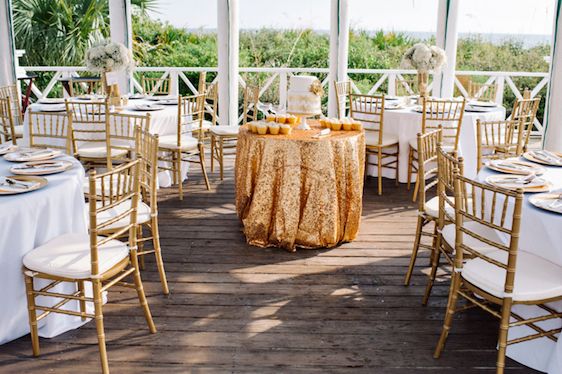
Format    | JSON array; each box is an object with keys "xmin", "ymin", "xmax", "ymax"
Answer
[{"xmin": 0, "ymin": 156, "xmax": 536, "ymax": 373}]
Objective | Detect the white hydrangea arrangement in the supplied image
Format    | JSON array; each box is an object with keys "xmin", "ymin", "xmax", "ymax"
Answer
[
  {"xmin": 85, "ymin": 40, "xmax": 133, "ymax": 72},
  {"xmin": 401, "ymin": 43, "xmax": 447, "ymax": 72}
]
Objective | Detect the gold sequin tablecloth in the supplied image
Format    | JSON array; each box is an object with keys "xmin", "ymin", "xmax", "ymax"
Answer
[{"xmin": 235, "ymin": 122, "xmax": 365, "ymax": 251}]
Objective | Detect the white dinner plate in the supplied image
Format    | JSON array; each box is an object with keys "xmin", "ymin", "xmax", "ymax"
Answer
[
  {"xmin": 0, "ymin": 175, "xmax": 47, "ymax": 195},
  {"xmin": 37, "ymin": 98, "xmax": 65, "ymax": 105},
  {"xmin": 468, "ymin": 100, "xmax": 498, "ymax": 108},
  {"xmin": 523, "ymin": 150, "xmax": 562, "ymax": 166},
  {"xmin": 485, "ymin": 174, "xmax": 551, "ymax": 192},
  {"xmin": 4, "ymin": 148, "xmax": 62, "ymax": 162},
  {"xmin": 465, "ymin": 105, "xmax": 495, "ymax": 113},
  {"xmin": 32, "ymin": 104, "xmax": 66, "ymax": 112},
  {"xmin": 485, "ymin": 159, "xmax": 545, "ymax": 175},
  {"xmin": 157, "ymin": 99, "xmax": 178, "ymax": 106},
  {"xmin": 10, "ymin": 160, "xmax": 73, "ymax": 175},
  {"xmin": 0, "ymin": 143, "xmax": 17, "ymax": 155},
  {"xmin": 529, "ymin": 192, "xmax": 562, "ymax": 214},
  {"xmin": 145, "ymin": 95, "xmax": 177, "ymax": 101},
  {"xmin": 132, "ymin": 104, "xmax": 165, "ymax": 111}
]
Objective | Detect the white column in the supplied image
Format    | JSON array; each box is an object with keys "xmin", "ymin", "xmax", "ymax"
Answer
[
  {"xmin": 544, "ymin": 0, "xmax": 562, "ymax": 152},
  {"xmin": 109, "ymin": 0, "xmax": 133, "ymax": 94},
  {"xmin": 217, "ymin": 0, "xmax": 239, "ymax": 126},
  {"xmin": 328, "ymin": 0, "xmax": 350, "ymax": 118},
  {"xmin": 434, "ymin": 0, "xmax": 459, "ymax": 98},
  {"xmin": 0, "ymin": 0, "xmax": 16, "ymax": 86}
]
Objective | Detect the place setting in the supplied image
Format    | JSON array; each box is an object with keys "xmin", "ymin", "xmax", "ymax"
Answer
[
  {"xmin": 465, "ymin": 100, "xmax": 499, "ymax": 112},
  {"xmin": 0, "ymin": 143, "xmax": 18, "ymax": 155},
  {"xmin": 529, "ymin": 190, "xmax": 562, "ymax": 214},
  {"xmin": 131, "ymin": 103, "xmax": 166, "ymax": 111},
  {"xmin": 523, "ymin": 149, "xmax": 562, "ymax": 166},
  {"xmin": 485, "ymin": 173, "xmax": 551, "ymax": 192},
  {"xmin": 9, "ymin": 160, "xmax": 73, "ymax": 176},
  {"xmin": 0, "ymin": 175, "xmax": 48, "ymax": 195},
  {"xmin": 3, "ymin": 148, "xmax": 63, "ymax": 162},
  {"xmin": 485, "ymin": 158, "xmax": 545, "ymax": 175}
]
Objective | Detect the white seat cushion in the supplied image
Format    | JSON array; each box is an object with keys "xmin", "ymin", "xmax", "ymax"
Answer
[
  {"xmin": 462, "ymin": 250, "xmax": 562, "ymax": 302},
  {"xmin": 424, "ymin": 196, "xmax": 452, "ymax": 218},
  {"xmin": 77, "ymin": 142, "xmax": 128, "ymax": 159},
  {"xmin": 441, "ymin": 221, "xmax": 502, "ymax": 253},
  {"xmin": 158, "ymin": 134, "xmax": 199, "ymax": 151},
  {"xmin": 365, "ymin": 131, "xmax": 398, "ymax": 147},
  {"xmin": 88, "ymin": 199, "xmax": 151, "ymax": 230},
  {"xmin": 14, "ymin": 125, "xmax": 23, "ymax": 137},
  {"xmin": 210, "ymin": 125, "xmax": 240, "ymax": 136},
  {"xmin": 409, "ymin": 138, "xmax": 454, "ymax": 152},
  {"xmin": 23, "ymin": 233, "xmax": 129, "ymax": 279},
  {"xmin": 184, "ymin": 120, "xmax": 212, "ymax": 132}
]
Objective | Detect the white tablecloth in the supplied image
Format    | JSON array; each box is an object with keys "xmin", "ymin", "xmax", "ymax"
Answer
[
  {"xmin": 23, "ymin": 99, "xmax": 187, "ymax": 187},
  {"xmin": 0, "ymin": 155, "xmax": 89, "ymax": 345},
  {"xmin": 355, "ymin": 106, "xmax": 506, "ymax": 182},
  {"xmin": 478, "ymin": 163, "xmax": 562, "ymax": 373}
]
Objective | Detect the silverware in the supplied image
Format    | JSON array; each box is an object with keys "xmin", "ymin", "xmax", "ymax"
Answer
[{"xmin": 1, "ymin": 177, "xmax": 32, "ymax": 189}]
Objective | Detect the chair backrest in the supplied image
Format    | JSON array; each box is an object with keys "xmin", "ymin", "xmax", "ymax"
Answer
[
  {"xmin": 510, "ymin": 97, "xmax": 540, "ymax": 151},
  {"xmin": 198, "ymin": 71, "xmax": 207, "ymax": 94},
  {"xmin": 395, "ymin": 75, "xmax": 417, "ymax": 96},
  {"xmin": 141, "ymin": 76, "xmax": 171, "ymax": 96},
  {"xmin": 416, "ymin": 128, "xmax": 442, "ymax": 211},
  {"xmin": 205, "ymin": 81, "xmax": 218, "ymax": 126},
  {"xmin": 136, "ymin": 126, "xmax": 159, "ymax": 213},
  {"xmin": 66, "ymin": 99, "xmax": 109, "ymax": 154},
  {"xmin": 476, "ymin": 119, "xmax": 524, "ymax": 171},
  {"xmin": 437, "ymin": 145, "xmax": 464, "ymax": 226},
  {"xmin": 334, "ymin": 80, "xmax": 351, "ymax": 118},
  {"xmin": 69, "ymin": 78, "xmax": 104, "ymax": 97},
  {"xmin": 422, "ymin": 97, "xmax": 465, "ymax": 151},
  {"xmin": 88, "ymin": 159, "xmax": 140, "ymax": 276},
  {"xmin": 349, "ymin": 93, "xmax": 385, "ymax": 145},
  {"xmin": 28, "ymin": 111, "xmax": 73, "ymax": 154},
  {"xmin": 106, "ymin": 112, "xmax": 151, "ymax": 169},
  {"xmin": 468, "ymin": 81, "xmax": 497, "ymax": 102},
  {"xmin": 0, "ymin": 97, "xmax": 16, "ymax": 145},
  {"xmin": 177, "ymin": 93, "xmax": 205, "ymax": 146},
  {"xmin": 0, "ymin": 84, "xmax": 22, "ymax": 126},
  {"xmin": 453, "ymin": 173, "xmax": 524, "ymax": 296},
  {"xmin": 243, "ymin": 85, "xmax": 260, "ymax": 125}
]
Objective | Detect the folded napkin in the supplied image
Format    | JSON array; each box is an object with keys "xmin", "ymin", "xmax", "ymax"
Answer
[
  {"xmin": 31, "ymin": 103, "xmax": 66, "ymax": 112},
  {"xmin": 532, "ymin": 193, "xmax": 562, "ymax": 213},
  {"xmin": 312, "ymin": 128, "xmax": 331, "ymax": 139},
  {"xmin": 13, "ymin": 161, "xmax": 64, "ymax": 171},
  {"xmin": 532, "ymin": 150, "xmax": 562, "ymax": 165},
  {"xmin": 0, "ymin": 177, "xmax": 38, "ymax": 191},
  {"xmin": 493, "ymin": 160, "xmax": 535, "ymax": 173}
]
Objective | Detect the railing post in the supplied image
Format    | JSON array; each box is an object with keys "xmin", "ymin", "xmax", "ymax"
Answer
[
  {"xmin": 279, "ymin": 71, "xmax": 288, "ymax": 111},
  {"xmin": 495, "ymin": 75, "xmax": 505, "ymax": 105},
  {"xmin": 388, "ymin": 73, "xmax": 396, "ymax": 96},
  {"xmin": 169, "ymin": 70, "xmax": 179, "ymax": 96},
  {"xmin": 217, "ymin": 0, "xmax": 239, "ymax": 126}
]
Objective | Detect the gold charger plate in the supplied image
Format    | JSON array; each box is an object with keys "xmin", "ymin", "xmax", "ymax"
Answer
[
  {"xmin": 529, "ymin": 193, "xmax": 562, "ymax": 214},
  {"xmin": 485, "ymin": 159, "xmax": 545, "ymax": 175},
  {"xmin": 0, "ymin": 144, "xmax": 17, "ymax": 155},
  {"xmin": 9, "ymin": 160, "xmax": 73, "ymax": 176},
  {"xmin": 485, "ymin": 175, "xmax": 552, "ymax": 193},
  {"xmin": 0, "ymin": 175, "xmax": 48, "ymax": 195},
  {"xmin": 523, "ymin": 151, "xmax": 562, "ymax": 166},
  {"xmin": 4, "ymin": 149, "xmax": 61, "ymax": 162}
]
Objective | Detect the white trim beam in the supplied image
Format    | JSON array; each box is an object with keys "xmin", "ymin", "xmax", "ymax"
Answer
[
  {"xmin": 217, "ymin": 0, "xmax": 239, "ymax": 126},
  {"xmin": 544, "ymin": 0, "xmax": 562, "ymax": 151},
  {"xmin": 0, "ymin": 0, "xmax": 16, "ymax": 86},
  {"xmin": 109, "ymin": 0, "xmax": 133, "ymax": 94},
  {"xmin": 328, "ymin": 0, "xmax": 350, "ymax": 117},
  {"xmin": 434, "ymin": 0, "xmax": 459, "ymax": 98}
]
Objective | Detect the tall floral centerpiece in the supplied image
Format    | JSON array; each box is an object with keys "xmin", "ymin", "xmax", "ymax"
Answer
[
  {"xmin": 400, "ymin": 43, "xmax": 446, "ymax": 101},
  {"xmin": 85, "ymin": 40, "xmax": 133, "ymax": 105}
]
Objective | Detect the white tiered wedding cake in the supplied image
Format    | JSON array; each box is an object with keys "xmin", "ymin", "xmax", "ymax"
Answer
[{"xmin": 287, "ymin": 75, "xmax": 323, "ymax": 116}]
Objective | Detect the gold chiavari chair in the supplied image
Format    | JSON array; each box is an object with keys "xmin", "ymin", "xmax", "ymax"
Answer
[
  {"xmin": 66, "ymin": 99, "xmax": 111, "ymax": 167},
  {"xmin": 468, "ymin": 81, "xmax": 497, "ymax": 102},
  {"xmin": 395, "ymin": 75, "xmax": 417, "ymax": 96},
  {"xmin": 105, "ymin": 112, "xmax": 151, "ymax": 169},
  {"xmin": 159, "ymin": 94, "xmax": 210, "ymax": 200},
  {"xmin": 28, "ymin": 111, "xmax": 73, "ymax": 154},
  {"xmin": 210, "ymin": 81, "xmax": 239, "ymax": 180},
  {"xmin": 334, "ymin": 80, "xmax": 351, "ymax": 118},
  {"xmin": 68, "ymin": 78, "xmax": 104, "ymax": 97},
  {"xmin": 22, "ymin": 160, "xmax": 156, "ymax": 374},
  {"xmin": 510, "ymin": 96, "xmax": 540, "ymax": 152},
  {"xmin": 0, "ymin": 97, "xmax": 17, "ymax": 145},
  {"xmin": 407, "ymin": 97, "xmax": 466, "ymax": 202},
  {"xmin": 0, "ymin": 84, "xmax": 23, "ymax": 126},
  {"xmin": 141, "ymin": 76, "xmax": 171, "ymax": 96},
  {"xmin": 198, "ymin": 71, "xmax": 207, "ymax": 94},
  {"xmin": 433, "ymin": 173, "xmax": 562, "ymax": 373},
  {"xmin": 243, "ymin": 85, "xmax": 260, "ymax": 125},
  {"xmin": 476, "ymin": 119, "xmax": 524, "ymax": 172},
  {"xmin": 349, "ymin": 93, "xmax": 399, "ymax": 195},
  {"xmin": 404, "ymin": 128, "xmax": 442, "ymax": 287}
]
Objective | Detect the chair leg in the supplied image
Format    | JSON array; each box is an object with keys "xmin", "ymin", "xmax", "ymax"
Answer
[
  {"xmin": 496, "ymin": 298, "xmax": 514, "ymax": 374},
  {"xmin": 175, "ymin": 151, "xmax": 183, "ymax": 200},
  {"xmin": 377, "ymin": 148, "xmax": 383, "ymax": 195},
  {"xmin": 433, "ymin": 271, "xmax": 462, "ymax": 359},
  {"xmin": 407, "ymin": 146, "xmax": 413, "ymax": 190},
  {"xmin": 404, "ymin": 215, "xmax": 424, "ymax": 286},
  {"xmin": 130, "ymin": 253, "xmax": 157, "ymax": 334},
  {"xmin": 422, "ymin": 224, "xmax": 441, "ymax": 306},
  {"xmin": 395, "ymin": 144, "xmax": 400, "ymax": 187},
  {"xmin": 151, "ymin": 218, "xmax": 169, "ymax": 295},
  {"xmin": 92, "ymin": 279, "xmax": 109, "ymax": 374},
  {"xmin": 210, "ymin": 136, "xmax": 215, "ymax": 173},
  {"xmin": 199, "ymin": 144, "xmax": 211, "ymax": 190},
  {"xmin": 137, "ymin": 225, "xmax": 145, "ymax": 271},
  {"xmin": 412, "ymin": 172, "xmax": 420, "ymax": 203},
  {"xmin": 219, "ymin": 138, "xmax": 224, "ymax": 181},
  {"xmin": 24, "ymin": 274, "xmax": 40, "ymax": 356},
  {"xmin": 78, "ymin": 280, "xmax": 87, "ymax": 321}
]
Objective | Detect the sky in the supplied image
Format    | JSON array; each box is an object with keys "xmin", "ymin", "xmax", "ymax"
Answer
[{"xmin": 149, "ymin": 0, "xmax": 555, "ymax": 36}]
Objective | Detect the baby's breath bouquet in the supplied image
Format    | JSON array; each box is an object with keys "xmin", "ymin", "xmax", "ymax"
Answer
[
  {"xmin": 85, "ymin": 40, "xmax": 133, "ymax": 73},
  {"xmin": 400, "ymin": 43, "xmax": 446, "ymax": 99}
]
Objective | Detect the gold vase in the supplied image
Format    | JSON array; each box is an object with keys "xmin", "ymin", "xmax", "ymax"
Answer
[
  {"xmin": 102, "ymin": 71, "xmax": 122, "ymax": 107},
  {"xmin": 417, "ymin": 71, "xmax": 429, "ymax": 104}
]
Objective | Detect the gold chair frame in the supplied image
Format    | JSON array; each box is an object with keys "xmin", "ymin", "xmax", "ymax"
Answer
[
  {"xmin": 0, "ymin": 97, "xmax": 17, "ymax": 145},
  {"xmin": 141, "ymin": 76, "xmax": 172, "ymax": 96},
  {"xmin": 209, "ymin": 82, "xmax": 238, "ymax": 180},
  {"xmin": 476, "ymin": 119, "xmax": 524, "ymax": 171},
  {"xmin": 243, "ymin": 85, "xmax": 260, "ymax": 125},
  {"xmin": 0, "ymin": 84, "xmax": 23, "ymax": 126},
  {"xmin": 349, "ymin": 93, "xmax": 399, "ymax": 195},
  {"xmin": 105, "ymin": 112, "xmax": 151, "ymax": 169},
  {"xmin": 23, "ymin": 160, "xmax": 156, "ymax": 374},
  {"xmin": 510, "ymin": 96, "xmax": 540, "ymax": 152},
  {"xmin": 28, "ymin": 111, "xmax": 73, "ymax": 154},
  {"xmin": 395, "ymin": 75, "xmax": 417, "ymax": 97},
  {"xmin": 334, "ymin": 80, "xmax": 351, "ymax": 118},
  {"xmin": 468, "ymin": 81, "xmax": 498, "ymax": 102}
]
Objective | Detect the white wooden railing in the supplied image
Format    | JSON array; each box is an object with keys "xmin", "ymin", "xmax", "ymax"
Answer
[{"xmin": 21, "ymin": 66, "xmax": 549, "ymax": 134}]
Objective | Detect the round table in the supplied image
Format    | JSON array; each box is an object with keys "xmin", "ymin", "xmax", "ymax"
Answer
[
  {"xmin": 235, "ymin": 121, "xmax": 365, "ymax": 251},
  {"xmin": 0, "ymin": 155, "xmax": 88, "ymax": 345},
  {"xmin": 477, "ymin": 162, "xmax": 562, "ymax": 373},
  {"xmin": 354, "ymin": 105, "xmax": 506, "ymax": 182}
]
